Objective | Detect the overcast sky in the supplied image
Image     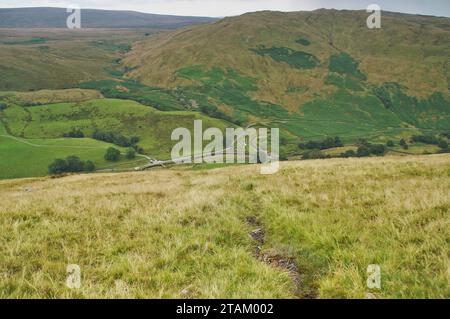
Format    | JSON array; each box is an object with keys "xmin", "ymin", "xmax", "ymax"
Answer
[{"xmin": 1, "ymin": 0, "xmax": 449, "ymax": 17}]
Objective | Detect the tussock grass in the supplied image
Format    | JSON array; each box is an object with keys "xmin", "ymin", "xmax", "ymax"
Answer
[{"xmin": 0, "ymin": 155, "xmax": 448, "ymax": 298}]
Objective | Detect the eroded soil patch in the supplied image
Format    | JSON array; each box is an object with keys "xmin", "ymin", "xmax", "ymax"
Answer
[{"xmin": 246, "ymin": 216, "xmax": 317, "ymax": 298}]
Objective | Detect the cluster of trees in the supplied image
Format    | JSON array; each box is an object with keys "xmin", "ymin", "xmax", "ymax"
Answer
[
  {"xmin": 104, "ymin": 147, "xmax": 121, "ymax": 162},
  {"xmin": 92, "ymin": 131, "xmax": 140, "ymax": 148},
  {"xmin": 373, "ymin": 135, "xmax": 450, "ymax": 153},
  {"xmin": 340, "ymin": 140, "xmax": 387, "ymax": 158},
  {"xmin": 411, "ymin": 135, "xmax": 440, "ymax": 145},
  {"xmin": 386, "ymin": 140, "xmax": 395, "ymax": 147},
  {"xmin": 300, "ymin": 133, "xmax": 450, "ymax": 161},
  {"xmin": 299, "ymin": 136, "xmax": 343, "ymax": 150},
  {"xmin": 411, "ymin": 134, "xmax": 449, "ymax": 151},
  {"xmin": 300, "ymin": 137, "xmax": 388, "ymax": 160},
  {"xmin": 356, "ymin": 143, "xmax": 387, "ymax": 157},
  {"xmin": 104, "ymin": 147, "xmax": 136, "ymax": 162},
  {"xmin": 20, "ymin": 102, "xmax": 43, "ymax": 107},
  {"xmin": 302, "ymin": 150, "xmax": 330, "ymax": 160},
  {"xmin": 48, "ymin": 156, "xmax": 95, "ymax": 174},
  {"xmin": 63, "ymin": 128, "xmax": 84, "ymax": 138}
]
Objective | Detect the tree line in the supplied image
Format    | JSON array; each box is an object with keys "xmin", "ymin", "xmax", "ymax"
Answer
[{"xmin": 48, "ymin": 156, "xmax": 95, "ymax": 174}]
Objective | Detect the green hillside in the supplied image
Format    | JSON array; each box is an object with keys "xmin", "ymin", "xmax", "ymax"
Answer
[
  {"xmin": 1, "ymin": 98, "xmax": 231, "ymax": 156},
  {"xmin": 0, "ymin": 95, "xmax": 232, "ymax": 178},
  {"xmin": 0, "ymin": 131, "xmax": 145, "ymax": 180},
  {"xmin": 124, "ymin": 10, "xmax": 450, "ymax": 142}
]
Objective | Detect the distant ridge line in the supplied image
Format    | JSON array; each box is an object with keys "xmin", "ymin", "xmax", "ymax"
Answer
[{"xmin": 0, "ymin": 7, "xmax": 218, "ymax": 29}]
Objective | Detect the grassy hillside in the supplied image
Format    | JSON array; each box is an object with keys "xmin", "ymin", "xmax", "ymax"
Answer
[
  {"xmin": 124, "ymin": 10, "xmax": 450, "ymax": 141},
  {"xmin": 0, "ymin": 28, "xmax": 147, "ymax": 91},
  {"xmin": 0, "ymin": 131, "xmax": 144, "ymax": 179},
  {"xmin": 0, "ymin": 155, "xmax": 448, "ymax": 298},
  {"xmin": 0, "ymin": 93, "xmax": 234, "ymax": 178},
  {"xmin": 0, "ymin": 89, "xmax": 102, "ymax": 105},
  {"xmin": 1, "ymin": 98, "xmax": 231, "ymax": 157},
  {"xmin": 126, "ymin": 10, "xmax": 450, "ymax": 98}
]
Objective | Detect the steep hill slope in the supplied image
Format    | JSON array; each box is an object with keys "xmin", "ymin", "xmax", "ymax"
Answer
[
  {"xmin": 0, "ymin": 7, "xmax": 217, "ymax": 29},
  {"xmin": 124, "ymin": 10, "xmax": 450, "ymax": 141}
]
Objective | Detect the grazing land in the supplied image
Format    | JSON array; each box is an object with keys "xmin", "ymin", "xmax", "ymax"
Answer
[
  {"xmin": 0, "ymin": 155, "xmax": 448, "ymax": 298},
  {"xmin": 0, "ymin": 129, "xmax": 144, "ymax": 179}
]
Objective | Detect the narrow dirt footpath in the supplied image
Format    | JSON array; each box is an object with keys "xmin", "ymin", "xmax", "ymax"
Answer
[{"xmin": 246, "ymin": 216, "xmax": 318, "ymax": 299}]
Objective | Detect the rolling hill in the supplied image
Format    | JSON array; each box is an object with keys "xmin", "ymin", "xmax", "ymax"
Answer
[
  {"xmin": 0, "ymin": 7, "xmax": 217, "ymax": 29},
  {"xmin": 0, "ymin": 7, "xmax": 216, "ymax": 91},
  {"xmin": 0, "ymin": 92, "xmax": 232, "ymax": 179},
  {"xmin": 0, "ymin": 28, "xmax": 145, "ymax": 91},
  {"xmin": 124, "ymin": 10, "xmax": 450, "ymax": 141}
]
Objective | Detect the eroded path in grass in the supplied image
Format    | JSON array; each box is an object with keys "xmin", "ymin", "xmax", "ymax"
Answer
[{"xmin": 246, "ymin": 216, "xmax": 316, "ymax": 298}]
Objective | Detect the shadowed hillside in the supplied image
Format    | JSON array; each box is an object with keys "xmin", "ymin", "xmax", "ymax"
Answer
[{"xmin": 0, "ymin": 7, "xmax": 217, "ymax": 29}]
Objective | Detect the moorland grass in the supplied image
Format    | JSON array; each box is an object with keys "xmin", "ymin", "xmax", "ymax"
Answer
[
  {"xmin": 0, "ymin": 29, "xmax": 145, "ymax": 91},
  {"xmin": 0, "ymin": 155, "xmax": 448, "ymax": 298}
]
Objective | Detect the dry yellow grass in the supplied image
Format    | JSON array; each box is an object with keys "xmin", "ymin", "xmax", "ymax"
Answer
[{"xmin": 0, "ymin": 155, "xmax": 449, "ymax": 298}]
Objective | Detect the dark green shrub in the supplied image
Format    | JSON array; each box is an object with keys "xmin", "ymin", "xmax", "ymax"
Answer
[
  {"xmin": 126, "ymin": 148, "xmax": 136, "ymax": 159},
  {"xmin": 105, "ymin": 147, "xmax": 121, "ymax": 162},
  {"xmin": 341, "ymin": 150, "xmax": 356, "ymax": 158},
  {"xmin": 302, "ymin": 150, "xmax": 330, "ymax": 160},
  {"xmin": 48, "ymin": 157, "xmax": 94, "ymax": 174},
  {"xmin": 411, "ymin": 135, "xmax": 439, "ymax": 145},
  {"xmin": 48, "ymin": 159, "xmax": 68, "ymax": 174},
  {"xmin": 356, "ymin": 143, "xmax": 386, "ymax": 157},
  {"xmin": 85, "ymin": 161, "xmax": 96, "ymax": 172},
  {"xmin": 386, "ymin": 140, "xmax": 395, "ymax": 147},
  {"xmin": 66, "ymin": 156, "xmax": 85, "ymax": 172},
  {"xmin": 369, "ymin": 144, "xmax": 387, "ymax": 156},
  {"xmin": 299, "ymin": 136, "xmax": 344, "ymax": 150},
  {"xmin": 438, "ymin": 140, "xmax": 449, "ymax": 150},
  {"xmin": 92, "ymin": 131, "xmax": 140, "ymax": 148},
  {"xmin": 356, "ymin": 146, "xmax": 371, "ymax": 157},
  {"xmin": 63, "ymin": 128, "xmax": 84, "ymax": 138}
]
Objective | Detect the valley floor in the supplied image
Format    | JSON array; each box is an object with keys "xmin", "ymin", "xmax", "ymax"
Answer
[{"xmin": 0, "ymin": 155, "xmax": 449, "ymax": 298}]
